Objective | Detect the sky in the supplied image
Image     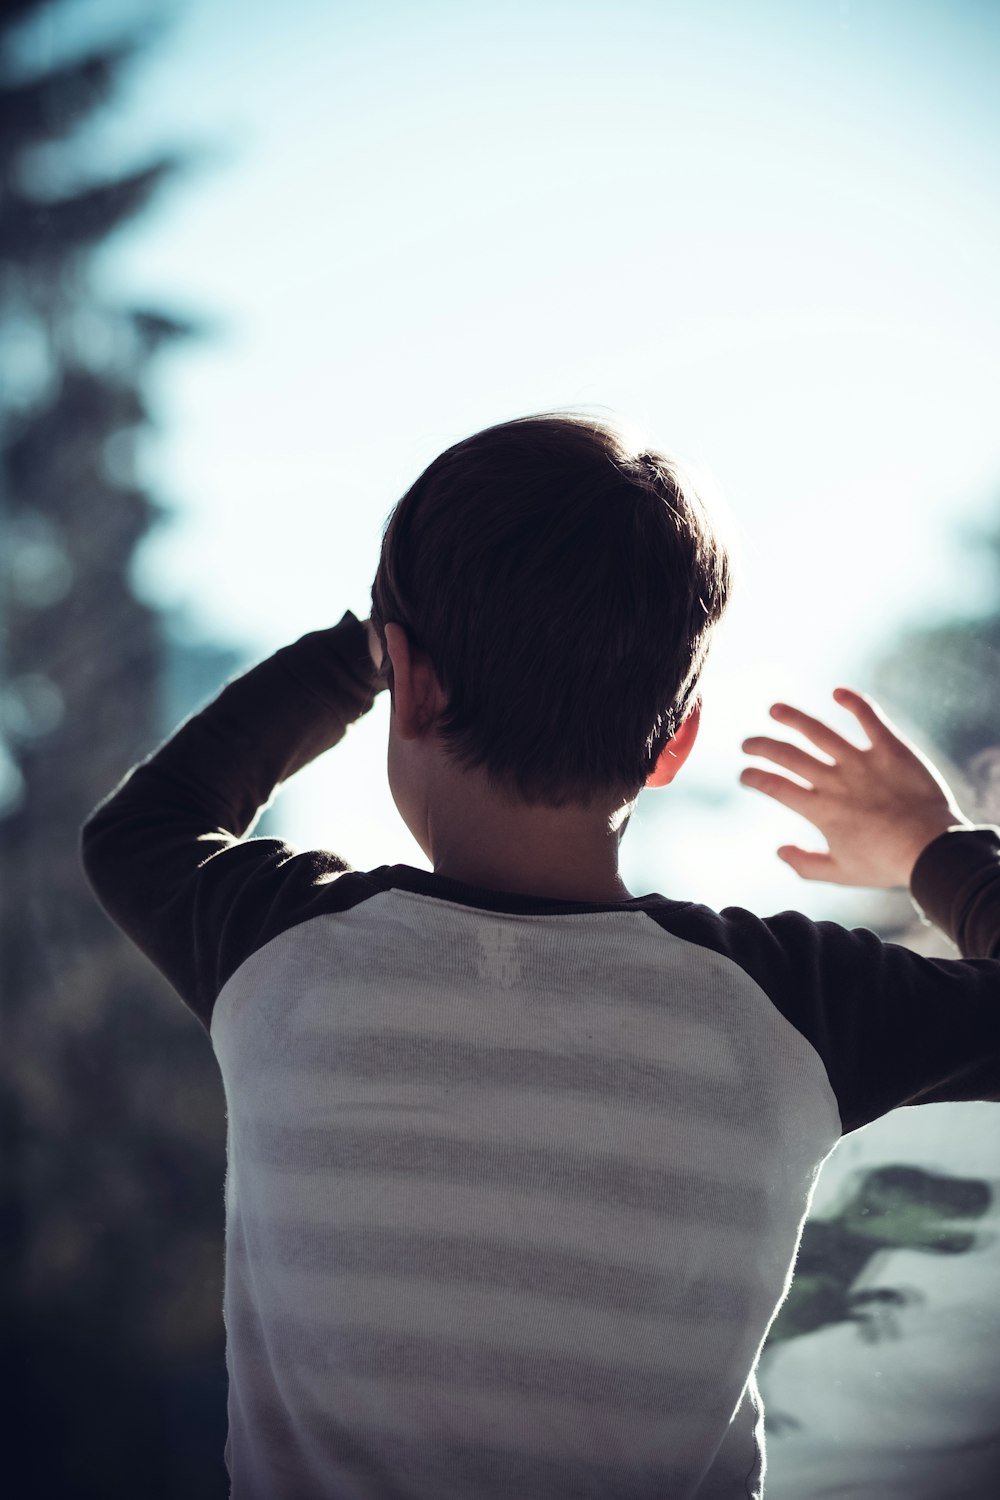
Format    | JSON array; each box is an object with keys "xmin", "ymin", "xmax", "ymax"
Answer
[{"xmin": 20, "ymin": 0, "xmax": 1000, "ymax": 919}]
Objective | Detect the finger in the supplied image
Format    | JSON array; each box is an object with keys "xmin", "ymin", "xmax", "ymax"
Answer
[
  {"xmin": 776, "ymin": 845, "xmax": 839, "ymax": 882},
  {"xmin": 739, "ymin": 767, "xmax": 816, "ymax": 818},
  {"xmin": 832, "ymin": 687, "xmax": 901, "ymax": 748},
  {"xmin": 741, "ymin": 735, "xmax": 835, "ymax": 784},
  {"xmin": 769, "ymin": 702, "xmax": 860, "ymax": 759}
]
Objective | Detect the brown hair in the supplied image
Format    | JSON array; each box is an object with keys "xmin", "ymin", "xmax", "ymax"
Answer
[{"xmin": 369, "ymin": 411, "xmax": 732, "ymax": 808}]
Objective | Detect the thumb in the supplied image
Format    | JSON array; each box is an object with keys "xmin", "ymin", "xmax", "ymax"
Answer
[{"xmin": 777, "ymin": 845, "xmax": 837, "ymax": 882}]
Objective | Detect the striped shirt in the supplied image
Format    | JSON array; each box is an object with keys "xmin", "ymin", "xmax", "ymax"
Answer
[{"xmin": 80, "ymin": 610, "xmax": 1000, "ymax": 1500}]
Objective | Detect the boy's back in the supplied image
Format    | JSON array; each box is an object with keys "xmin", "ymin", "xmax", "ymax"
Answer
[
  {"xmin": 213, "ymin": 860, "xmax": 832, "ymax": 1499},
  {"xmin": 81, "ymin": 607, "xmax": 1000, "ymax": 1500}
]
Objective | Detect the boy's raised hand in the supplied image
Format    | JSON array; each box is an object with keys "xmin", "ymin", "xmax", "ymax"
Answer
[{"xmin": 740, "ymin": 688, "xmax": 973, "ymax": 888}]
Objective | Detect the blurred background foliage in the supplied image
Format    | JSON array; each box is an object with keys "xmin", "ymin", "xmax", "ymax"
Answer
[
  {"xmin": 1, "ymin": 0, "xmax": 999, "ymax": 1495},
  {"xmin": 1, "ymin": 2, "xmax": 231, "ymax": 1492}
]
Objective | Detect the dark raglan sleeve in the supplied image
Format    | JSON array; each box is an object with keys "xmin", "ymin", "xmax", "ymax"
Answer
[
  {"xmin": 80, "ymin": 609, "xmax": 386, "ymax": 1033},
  {"xmin": 909, "ymin": 825, "xmax": 1000, "ymax": 959},
  {"xmin": 695, "ymin": 826, "xmax": 1000, "ymax": 1133}
]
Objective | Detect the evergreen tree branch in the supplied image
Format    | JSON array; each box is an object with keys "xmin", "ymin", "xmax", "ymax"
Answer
[{"xmin": 0, "ymin": 156, "xmax": 182, "ymax": 264}]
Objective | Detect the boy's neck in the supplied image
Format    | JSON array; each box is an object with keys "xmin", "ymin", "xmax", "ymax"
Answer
[
  {"xmin": 424, "ymin": 770, "xmax": 637, "ymax": 904},
  {"xmin": 431, "ymin": 853, "xmax": 635, "ymax": 904}
]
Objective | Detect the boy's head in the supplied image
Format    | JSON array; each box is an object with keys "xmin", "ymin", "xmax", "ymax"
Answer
[{"xmin": 369, "ymin": 411, "xmax": 732, "ymax": 816}]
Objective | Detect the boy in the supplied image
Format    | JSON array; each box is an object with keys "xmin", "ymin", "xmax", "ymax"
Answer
[{"xmin": 80, "ymin": 413, "xmax": 1000, "ymax": 1499}]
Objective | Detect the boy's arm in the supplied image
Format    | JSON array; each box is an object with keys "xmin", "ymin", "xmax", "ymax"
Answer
[
  {"xmin": 80, "ymin": 609, "xmax": 387, "ymax": 1031},
  {"xmin": 734, "ymin": 691, "xmax": 1000, "ymax": 1127}
]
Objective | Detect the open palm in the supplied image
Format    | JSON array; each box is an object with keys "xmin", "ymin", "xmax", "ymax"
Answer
[{"xmin": 740, "ymin": 687, "xmax": 971, "ymax": 888}]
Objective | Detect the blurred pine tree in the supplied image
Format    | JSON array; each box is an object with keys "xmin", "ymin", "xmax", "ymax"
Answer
[{"xmin": 0, "ymin": 5, "xmax": 229, "ymax": 1495}]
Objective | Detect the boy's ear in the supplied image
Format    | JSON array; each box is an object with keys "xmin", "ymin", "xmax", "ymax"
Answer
[
  {"xmin": 645, "ymin": 700, "xmax": 701, "ymax": 788},
  {"xmin": 383, "ymin": 622, "xmax": 448, "ymax": 740}
]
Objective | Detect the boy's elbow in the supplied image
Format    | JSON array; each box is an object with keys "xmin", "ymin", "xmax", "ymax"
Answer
[
  {"xmin": 79, "ymin": 807, "xmax": 106, "ymax": 891},
  {"xmin": 78, "ymin": 792, "xmax": 125, "ymax": 894},
  {"xmin": 79, "ymin": 806, "xmax": 100, "ymax": 858}
]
